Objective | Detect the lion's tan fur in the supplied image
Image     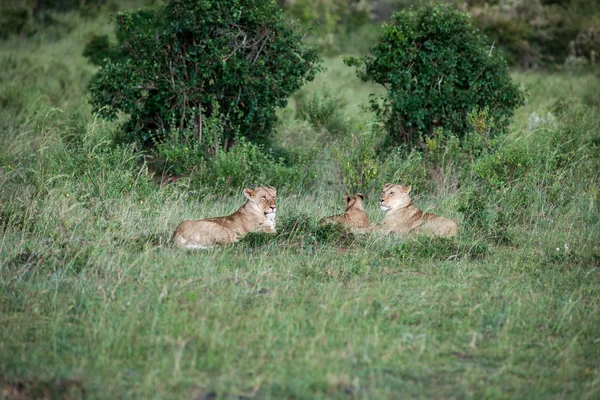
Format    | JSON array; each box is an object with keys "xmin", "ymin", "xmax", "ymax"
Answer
[
  {"xmin": 172, "ymin": 186, "xmax": 277, "ymax": 249},
  {"xmin": 319, "ymin": 193, "xmax": 369, "ymax": 229},
  {"xmin": 379, "ymin": 183, "xmax": 458, "ymax": 237}
]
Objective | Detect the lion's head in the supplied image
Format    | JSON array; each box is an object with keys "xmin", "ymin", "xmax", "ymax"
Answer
[
  {"xmin": 244, "ymin": 186, "xmax": 277, "ymax": 217},
  {"xmin": 380, "ymin": 183, "xmax": 412, "ymax": 211},
  {"xmin": 345, "ymin": 193, "xmax": 365, "ymax": 211}
]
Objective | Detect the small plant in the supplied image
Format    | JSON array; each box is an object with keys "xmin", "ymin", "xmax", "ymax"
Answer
[
  {"xmin": 458, "ymin": 188, "xmax": 490, "ymax": 231},
  {"xmin": 313, "ymin": 222, "xmax": 356, "ymax": 248},
  {"xmin": 332, "ymin": 125, "xmax": 380, "ymax": 193},
  {"xmin": 472, "ymin": 143, "xmax": 531, "ymax": 188},
  {"xmin": 464, "ymin": 106, "xmax": 495, "ymax": 156},
  {"xmin": 377, "ymin": 149, "xmax": 433, "ymax": 196},
  {"xmin": 152, "ymin": 128, "xmax": 205, "ymax": 176},
  {"xmin": 194, "ymin": 137, "xmax": 316, "ymax": 194},
  {"xmin": 490, "ymin": 206, "xmax": 511, "ymax": 245},
  {"xmin": 345, "ymin": 4, "xmax": 525, "ymax": 148},
  {"xmin": 424, "ymin": 127, "xmax": 462, "ymax": 166}
]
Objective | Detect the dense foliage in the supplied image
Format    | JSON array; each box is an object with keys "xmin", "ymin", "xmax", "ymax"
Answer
[
  {"xmin": 345, "ymin": 4, "xmax": 526, "ymax": 149},
  {"xmin": 88, "ymin": 0, "xmax": 322, "ymax": 149}
]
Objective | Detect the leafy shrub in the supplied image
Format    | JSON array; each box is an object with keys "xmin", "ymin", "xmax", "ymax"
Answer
[
  {"xmin": 151, "ymin": 107, "xmax": 227, "ymax": 176},
  {"xmin": 332, "ymin": 125, "xmax": 380, "ymax": 193},
  {"xmin": 194, "ymin": 137, "xmax": 317, "ymax": 194},
  {"xmin": 424, "ymin": 128, "xmax": 461, "ymax": 166},
  {"xmin": 345, "ymin": 4, "xmax": 525, "ymax": 149},
  {"xmin": 88, "ymin": 0, "xmax": 322, "ymax": 149},
  {"xmin": 152, "ymin": 128, "xmax": 205, "ymax": 177},
  {"xmin": 457, "ymin": 187, "xmax": 490, "ymax": 231},
  {"xmin": 472, "ymin": 143, "xmax": 531, "ymax": 188},
  {"xmin": 376, "ymin": 149, "xmax": 433, "ymax": 195}
]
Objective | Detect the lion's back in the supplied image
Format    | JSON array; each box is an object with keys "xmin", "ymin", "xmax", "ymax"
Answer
[
  {"xmin": 345, "ymin": 209, "xmax": 369, "ymax": 228},
  {"xmin": 172, "ymin": 218, "xmax": 237, "ymax": 249},
  {"xmin": 422, "ymin": 215, "xmax": 458, "ymax": 237},
  {"xmin": 383, "ymin": 208, "xmax": 458, "ymax": 237}
]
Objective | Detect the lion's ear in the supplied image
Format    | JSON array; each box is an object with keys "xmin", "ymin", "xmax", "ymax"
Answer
[
  {"xmin": 356, "ymin": 193, "xmax": 364, "ymax": 199},
  {"xmin": 243, "ymin": 188, "xmax": 255, "ymax": 199},
  {"xmin": 344, "ymin": 195, "xmax": 350, "ymax": 204},
  {"xmin": 404, "ymin": 185, "xmax": 412, "ymax": 193}
]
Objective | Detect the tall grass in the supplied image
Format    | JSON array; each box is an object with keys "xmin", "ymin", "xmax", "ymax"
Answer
[{"xmin": 1, "ymin": 9, "xmax": 599, "ymax": 400}]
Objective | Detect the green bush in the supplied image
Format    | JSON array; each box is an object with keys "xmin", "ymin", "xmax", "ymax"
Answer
[
  {"xmin": 194, "ymin": 137, "xmax": 317, "ymax": 194},
  {"xmin": 88, "ymin": 0, "xmax": 322, "ymax": 149},
  {"xmin": 377, "ymin": 148, "xmax": 433, "ymax": 195},
  {"xmin": 332, "ymin": 125, "xmax": 380, "ymax": 193},
  {"xmin": 345, "ymin": 4, "xmax": 525, "ymax": 149},
  {"xmin": 472, "ymin": 143, "xmax": 531, "ymax": 188}
]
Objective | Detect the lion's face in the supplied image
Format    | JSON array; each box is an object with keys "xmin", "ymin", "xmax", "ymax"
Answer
[
  {"xmin": 380, "ymin": 183, "xmax": 412, "ymax": 211},
  {"xmin": 244, "ymin": 186, "xmax": 277, "ymax": 217},
  {"xmin": 345, "ymin": 193, "xmax": 365, "ymax": 211}
]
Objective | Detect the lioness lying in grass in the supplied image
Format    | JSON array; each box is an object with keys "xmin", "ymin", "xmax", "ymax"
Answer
[
  {"xmin": 319, "ymin": 193, "xmax": 369, "ymax": 229},
  {"xmin": 172, "ymin": 186, "xmax": 277, "ymax": 249},
  {"xmin": 379, "ymin": 183, "xmax": 458, "ymax": 237}
]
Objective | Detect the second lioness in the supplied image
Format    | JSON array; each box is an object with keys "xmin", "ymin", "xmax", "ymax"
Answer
[
  {"xmin": 379, "ymin": 183, "xmax": 458, "ymax": 237},
  {"xmin": 172, "ymin": 186, "xmax": 277, "ymax": 249},
  {"xmin": 320, "ymin": 193, "xmax": 369, "ymax": 229}
]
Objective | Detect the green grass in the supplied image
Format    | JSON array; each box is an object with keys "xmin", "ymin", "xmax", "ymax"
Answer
[{"xmin": 1, "ymin": 8, "xmax": 600, "ymax": 400}]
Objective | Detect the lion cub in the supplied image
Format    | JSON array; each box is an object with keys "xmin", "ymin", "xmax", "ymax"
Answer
[
  {"xmin": 172, "ymin": 186, "xmax": 277, "ymax": 249},
  {"xmin": 319, "ymin": 193, "xmax": 369, "ymax": 229},
  {"xmin": 379, "ymin": 183, "xmax": 458, "ymax": 237}
]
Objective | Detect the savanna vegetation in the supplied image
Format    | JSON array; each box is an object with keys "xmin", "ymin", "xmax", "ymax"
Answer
[{"xmin": 1, "ymin": 0, "xmax": 599, "ymax": 399}]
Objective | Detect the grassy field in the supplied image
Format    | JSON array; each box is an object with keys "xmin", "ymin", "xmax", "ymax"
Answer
[{"xmin": 1, "ymin": 6, "xmax": 600, "ymax": 400}]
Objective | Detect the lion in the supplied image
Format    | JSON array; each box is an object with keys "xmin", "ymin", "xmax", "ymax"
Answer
[
  {"xmin": 172, "ymin": 186, "xmax": 277, "ymax": 249},
  {"xmin": 379, "ymin": 183, "xmax": 458, "ymax": 237},
  {"xmin": 319, "ymin": 193, "xmax": 369, "ymax": 229}
]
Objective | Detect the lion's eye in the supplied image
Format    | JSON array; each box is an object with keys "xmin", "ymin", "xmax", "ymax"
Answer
[
  {"xmin": 390, "ymin": 192, "xmax": 394, "ymax": 196},
  {"xmin": 263, "ymin": 196, "xmax": 267, "ymax": 200}
]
